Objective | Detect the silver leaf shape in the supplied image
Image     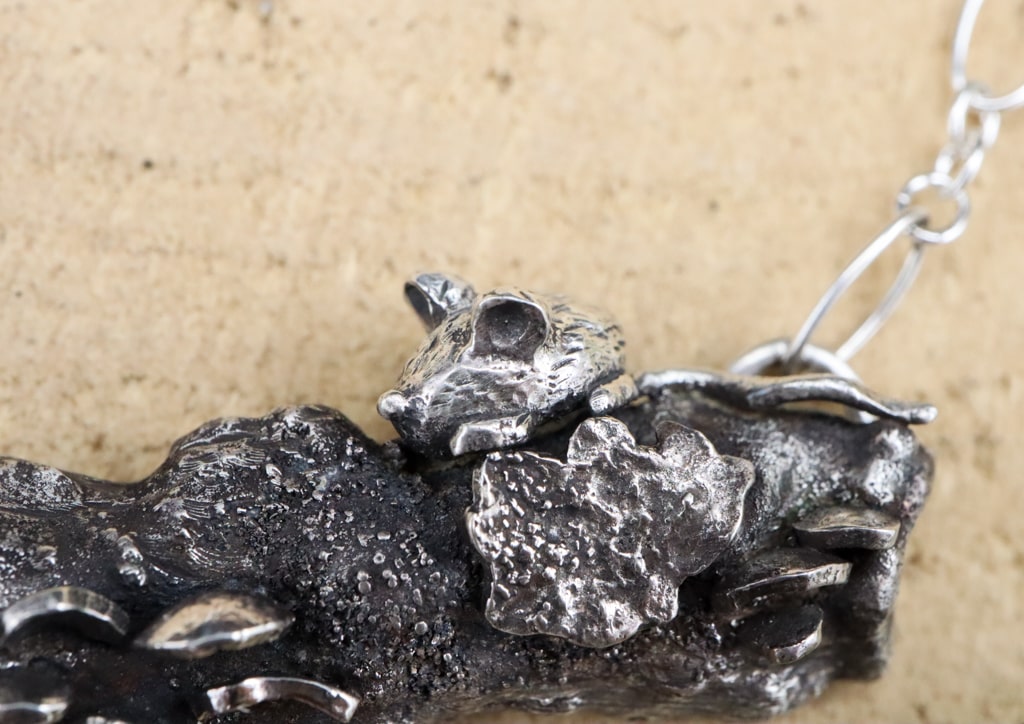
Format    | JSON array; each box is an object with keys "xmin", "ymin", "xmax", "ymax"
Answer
[
  {"xmin": 134, "ymin": 590, "xmax": 293, "ymax": 658},
  {"xmin": 466, "ymin": 417, "xmax": 755, "ymax": 648}
]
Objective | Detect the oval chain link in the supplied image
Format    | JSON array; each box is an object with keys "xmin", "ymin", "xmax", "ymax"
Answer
[
  {"xmin": 952, "ymin": 0, "xmax": 1024, "ymax": 112},
  {"xmin": 749, "ymin": 0, "xmax": 1023, "ymax": 373}
]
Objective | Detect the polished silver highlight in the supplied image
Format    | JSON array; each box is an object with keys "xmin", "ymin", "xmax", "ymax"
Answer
[
  {"xmin": 0, "ymin": 701, "xmax": 68, "ymax": 724},
  {"xmin": 134, "ymin": 590, "xmax": 293, "ymax": 658},
  {"xmin": 466, "ymin": 416, "xmax": 754, "ymax": 648},
  {"xmin": 0, "ymin": 664, "xmax": 70, "ymax": 724},
  {"xmin": 199, "ymin": 677, "xmax": 360, "ymax": 722},
  {"xmin": 639, "ymin": 366, "xmax": 936, "ymax": 425},
  {"xmin": 736, "ymin": 605, "xmax": 824, "ymax": 665},
  {"xmin": 793, "ymin": 507, "xmax": 901, "ymax": 551},
  {"xmin": 715, "ymin": 548, "xmax": 852, "ymax": 614},
  {"xmin": 0, "ymin": 692, "xmax": 68, "ymax": 724},
  {"xmin": 0, "ymin": 659, "xmax": 70, "ymax": 720},
  {"xmin": 1, "ymin": 586, "xmax": 129, "ymax": 645},
  {"xmin": 380, "ymin": 273, "xmax": 635, "ymax": 457}
]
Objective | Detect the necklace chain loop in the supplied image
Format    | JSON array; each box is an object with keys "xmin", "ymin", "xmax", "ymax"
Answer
[
  {"xmin": 896, "ymin": 172, "xmax": 971, "ymax": 246},
  {"xmin": 749, "ymin": 0, "xmax": 1021, "ymax": 374},
  {"xmin": 778, "ymin": 210, "xmax": 928, "ymax": 368},
  {"xmin": 952, "ymin": 0, "xmax": 1024, "ymax": 113}
]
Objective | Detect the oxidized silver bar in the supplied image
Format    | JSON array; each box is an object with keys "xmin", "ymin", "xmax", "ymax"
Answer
[{"xmin": 0, "ymin": 275, "xmax": 932, "ymax": 723}]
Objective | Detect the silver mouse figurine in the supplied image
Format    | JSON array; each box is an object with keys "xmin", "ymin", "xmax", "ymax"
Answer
[{"xmin": 378, "ymin": 273, "xmax": 638, "ymax": 457}]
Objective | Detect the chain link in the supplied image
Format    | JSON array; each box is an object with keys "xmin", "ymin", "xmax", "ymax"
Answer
[
  {"xmin": 936, "ymin": 82, "xmax": 1001, "ymax": 194},
  {"xmin": 952, "ymin": 0, "xmax": 1024, "ymax": 113},
  {"xmin": 747, "ymin": 0, "xmax": 1023, "ymax": 373}
]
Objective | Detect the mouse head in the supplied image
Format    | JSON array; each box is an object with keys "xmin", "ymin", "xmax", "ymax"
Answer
[
  {"xmin": 378, "ymin": 273, "xmax": 556, "ymax": 456},
  {"xmin": 402, "ymin": 273, "xmax": 549, "ymax": 358}
]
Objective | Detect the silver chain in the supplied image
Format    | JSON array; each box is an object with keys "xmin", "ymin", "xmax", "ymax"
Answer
[{"xmin": 733, "ymin": 0, "xmax": 1024, "ymax": 379}]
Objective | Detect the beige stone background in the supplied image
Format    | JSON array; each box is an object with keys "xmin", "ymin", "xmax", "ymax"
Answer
[{"xmin": 1, "ymin": 1, "xmax": 1022, "ymax": 722}]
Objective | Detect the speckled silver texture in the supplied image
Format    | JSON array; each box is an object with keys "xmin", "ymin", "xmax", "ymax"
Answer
[
  {"xmin": 0, "ymin": 272, "xmax": 936, "ymax": 724},
  {"xmin": 0, "ymin": 386, "xmax": 932, "ymax": 723}
]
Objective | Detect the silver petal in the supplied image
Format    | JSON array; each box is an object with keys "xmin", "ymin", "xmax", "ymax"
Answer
[
  {"xmin": 198, "ymin": 677, "xmax": 359, "ymax": 722},
  {"xmin": 134, "ymin": 590, "xmax": 293, "ymax": 659},
  {"xmin": 1, "ymin": 586, "xmax": 128, "ymax": 645},
  {"xmin": 715, "ymin": 548, "xmax": 852, "ymax": 613},
  {"xmin": 793, "ymin": 506, "xmax": 901, "ymax": 550},
  {"xmin": 735, "ymin": 605, "xmax": 824, "ymax": 665},
  {"xmin": 0, "ymin": 662, "xmax": 71, "ymax": 724}
]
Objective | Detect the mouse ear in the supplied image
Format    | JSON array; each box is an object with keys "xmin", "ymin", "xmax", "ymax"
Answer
[
  {"xmin": 469, "ymin": 292, "xmax": 550, "ymax": 361},
  {"xmin": 404, "ymin": 273, "xmax": 476, "ymax": 331}
]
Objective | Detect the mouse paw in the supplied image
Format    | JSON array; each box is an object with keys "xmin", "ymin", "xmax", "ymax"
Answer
[{"xmin": 450, "ymin": 415, "xmax": 534, "ymax": 456}]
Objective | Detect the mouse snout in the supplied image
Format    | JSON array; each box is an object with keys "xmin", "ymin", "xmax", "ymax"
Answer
[{"xmin": 377, "ymin": 390, "xmax": 409, "ymax": 419}]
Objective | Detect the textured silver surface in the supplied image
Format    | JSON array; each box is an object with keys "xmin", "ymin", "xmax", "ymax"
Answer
[
  {"xmin": 638, "ymin": 368, "xmax": 936, "ymax": 424},
  {"xmin": 134, "ymin": 590, "xmax": 293, "ymax": 658},
  {"xmin": 466, "ymin": 416, "xmax": 754, "ymax": 647},
  {"xmin": 379, "ymin": 274, "xmax": 634, "ymax": 457},
  {"xmin": 0, "ymin": 394, "xmax": 933, "ymax": 722},
  {"xmin": 400, "ymin": 272, "xmax": 476, "ymax": 332}
]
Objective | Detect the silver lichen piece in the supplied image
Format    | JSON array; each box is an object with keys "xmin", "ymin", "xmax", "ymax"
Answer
[{"xmin": 466, "ymin": 416, "xmax": 755, "ymax": 648}]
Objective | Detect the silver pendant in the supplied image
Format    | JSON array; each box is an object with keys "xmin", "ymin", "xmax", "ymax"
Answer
[{"xmin": 0, "ymin": 274, "xmax": 933, "ymax": 723}]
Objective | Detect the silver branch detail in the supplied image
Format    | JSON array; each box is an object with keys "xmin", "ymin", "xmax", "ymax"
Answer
[{"xmin": 466, "ymin": 416, "xmax": 755, "ymax": 648}]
